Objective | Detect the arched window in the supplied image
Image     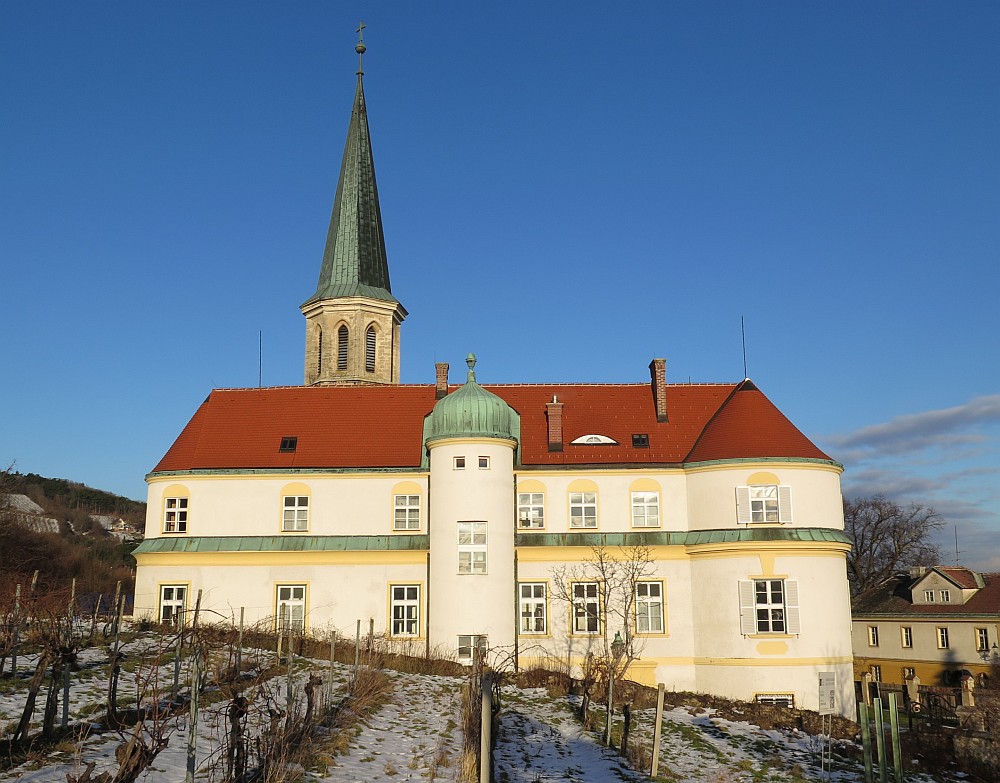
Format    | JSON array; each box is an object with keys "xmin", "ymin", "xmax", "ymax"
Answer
[
  {"xmin": 365, "ymin": 326, "xmax": 376, "ymax": 372},
  {"xmin": 337, "ymin": 325, "xmax": 349, "ymax": 371}
]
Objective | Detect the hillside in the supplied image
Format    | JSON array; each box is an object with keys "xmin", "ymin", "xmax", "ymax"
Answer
[{"xmin": 0, "ymin": 470, "xmax": 144, "ymax": 597}]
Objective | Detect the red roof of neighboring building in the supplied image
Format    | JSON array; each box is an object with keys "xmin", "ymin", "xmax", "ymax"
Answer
[
  {"xmin": 151, "ymin": 380, "xmax": 832, "ymax": 473},
  {"xmin": 853, "ymin": 572, "xmax": 1000, "ymax": 617},
  {"xmin": 936, "ymin": 567, "xmax": 983, "ymax": 590}
]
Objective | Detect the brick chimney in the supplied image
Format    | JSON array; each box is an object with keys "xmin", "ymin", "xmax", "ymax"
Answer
[
  {"xmin": 546, "ymin": 395, "xmax": 564, "ymax": 452},
  {"xmin": 435, "ymin": 363, "xmax": 449, "ymax": 399},
  {"xmin": 649, "ymin": 358, "xmax": 667, "ymax": 422}
]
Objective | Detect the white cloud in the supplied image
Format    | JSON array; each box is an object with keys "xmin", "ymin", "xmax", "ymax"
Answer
[{"xmin": 829, "ymin": 394, "xmax": 1000, "ymax": 457}]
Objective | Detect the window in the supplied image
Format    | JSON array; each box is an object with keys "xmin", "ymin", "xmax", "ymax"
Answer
[
  {"xmin": 163, "ymin": 497, "xmax": 188, "ymax": 533},
  {"xmin": 636, "ymin": 581, "xmax": 664, "ymax": 633},
  {"xmin": 458, "ymin": 522, "xmax": 487, "ymax": 574},
  {"xmin": 939, "ymin": 589, "xmax": 951, "ymax": 603},
  {"xmin": 868, "ymin": 625, "xmax": 879, "ymax": 647},
  {"xmin": 454, "ymin": 456, "xmax": 466, "ymax": 470},
  {"xmin": 394, "ymin": 495, "xmax": 421, "ymax": 530},
  {"xmin": 739, "ymin": 579, "xmax": 800, "ymax": 635},
  {"xmin": 901, "ymin": 626, "xmax": 913, "ymax": 648},
  {"xmin": 736, "ymin": 485, "xmax": 792, "ymax": 524},
  {"xmin": 390, "ymin": 585, "xmax": 420, "ymax": 637},
  {"xmin": 923, "ymin": 590, "xmax": 935, "ymax": 602},
  {"xmin": 976, "ymin": 627, "xmax": 989, "ymax": 651},
  {"xmin": 279, "ymin": 436, "xmax": 298, "ymax": 452},
  {"xmin": 276, "ymin": 585, "xmax": 306, "ymax": 633},
  {"xmin": 573, "ymin": 582, "xmax": 601, "ymax": 634},
  {"xmin": 570, "ymin": 434, "xmax": 618, "ymax": 445},
  {"xmin": 316, "ymin": 328, "xmax": 322, "ymax": 375},
  {"xmin": 631, "ymin": 491, "xmax": 660, "ymax": 528},
  {"xmin": 478, "ymin": 456, "xmax": 490, "ymax": 469},
  {"xmin": 755, "ymin": 694, "xmax": 794, "ymax": 708},
  {"xmin": 365, "ymin": 326, "xmax": 376, "ymax": 372},
  {"xmin": 519, "ymin": 583, "xmax": 547, "ymax": 634},
  {"xmin": 871, "ymin": 665, "xmax": 882, "ymax": 681},
  {"xmin": 337, "ymin": 325, "xmax": 348, "ymax": 371},
  {"xmin": 936, "ymin": 627, "xmax": 949, "ymax": 649},
  {"xmin": 569, "ymin": 492, "xmax": 597, "ymax": 528},
  {"xmin": 282, "ymin": 496, "xmax": 309, "ymax": 531},
  {"xmin": 631, "ymin": 433, "xmax": 649, "ymax": 448},
  {"xmin": 457, "ymin": 634, "xmax": 487, "ymax": 662},
  {"xmin": 518, "ymin": 493, "xmax": 544, "ymax": 528},
  {"xmin": 159, "ymin": 585, "xmax": 187, "ymax": 624}
]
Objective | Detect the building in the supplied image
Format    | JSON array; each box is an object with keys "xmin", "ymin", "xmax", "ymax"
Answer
[
  {"xmin": 852, "ymin": 566, "xmax": 1000, "ymax": 686},
  {"xmin": 133, "ymin": 39, "xmax": 856, "ymax": 715}
]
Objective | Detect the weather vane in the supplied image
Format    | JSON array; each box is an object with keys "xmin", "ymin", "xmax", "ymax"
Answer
[{"xmin": 356, "ymin": 21, "xmax": 366, "ymax": 75}]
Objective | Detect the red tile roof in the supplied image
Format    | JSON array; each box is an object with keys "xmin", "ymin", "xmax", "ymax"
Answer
[
  {"xmin": 936, "ymin": 567, "xmax": 983, "ymax": 590},
  {"xmin": 853, "ymin": 572, "xmax": 1000, "ymax": 616},
  {"xmin": 152, "ymin": 380, "xmax": 832, "ymax": 473}
]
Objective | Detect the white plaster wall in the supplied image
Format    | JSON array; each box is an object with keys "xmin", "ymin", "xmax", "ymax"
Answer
[
  {"xmin": 685, "ymin": 464, "xmax": 845, "ymax": 531},
  {"xmin": 514, "ymin": 470, "xmax": 688, "ymax": 533},
  {"xmin": 144, "ymin": 473, "xmax": 428, "ymax": 539},
  {"xmin": 427, "ymin": 439, "xmax": 516, "ymax": 654},
  {"xmin": 133, "ymin": 560, "xmax": 426, "ymax": 635},
  {"xmin": 690, "ymin": 549, "xmax": 853, "ymax": 715}
]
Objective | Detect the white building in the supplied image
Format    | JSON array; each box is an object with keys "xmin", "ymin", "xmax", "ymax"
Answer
[{"xmin": 133, "ymin": 41, "xmax": 855, "ymax": 716}]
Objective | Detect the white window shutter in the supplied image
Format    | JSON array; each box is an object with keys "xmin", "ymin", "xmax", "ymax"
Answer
[
  {"xmin": 739, "ymin": 581, "xmax": 756, "ymax": 635},
  {"xmin": 778, "ymin": 486, "xmax": 793, "ymax": 523},
  {"xmin": 785, "ymin": 580, "xmax": 800, "ymax": 634},
  {"xmin": 736, "ymin": 486, "xmax": 752, "ymax": 524}
]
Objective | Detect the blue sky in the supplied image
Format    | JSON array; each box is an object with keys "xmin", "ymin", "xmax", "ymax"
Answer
[{"xmin": 2, "ymin": 3, "xmax": 998, "ymax": 568}]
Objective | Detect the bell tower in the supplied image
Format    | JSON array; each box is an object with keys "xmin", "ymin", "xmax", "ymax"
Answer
[{"xmin": 301, "ymin": 26, "xmax": 406, "ymax": 386}]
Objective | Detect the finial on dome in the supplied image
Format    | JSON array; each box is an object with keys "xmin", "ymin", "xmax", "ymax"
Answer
[
  {"xmin": 355, "ymin": 21, "xmax": 366, "ymax": 75},
  {"xmin": 466, "ymin": 353, "xmax": 477, "ymax": 382}
]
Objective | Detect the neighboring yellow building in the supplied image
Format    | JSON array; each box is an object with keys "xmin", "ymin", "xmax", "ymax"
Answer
[
  {"xmin": 852, "ymin": 566, "xmax": 1000, "ymax": 686},
  {"xmin": 132, "ymin": 40, "xmax": 857, "ymax": 716}
]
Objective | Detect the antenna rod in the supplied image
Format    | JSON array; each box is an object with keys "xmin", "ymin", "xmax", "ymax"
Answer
[
  {"xmin": 258, "ymin": 331, "xmax": 262, "ymax": 388},
  {"xmin": 741, "ymin": 316, "xmax": 748, "ymax": 379},
  {"xmin": 955, "ymin": 525, "xmax": 960, "ymax": 565}
]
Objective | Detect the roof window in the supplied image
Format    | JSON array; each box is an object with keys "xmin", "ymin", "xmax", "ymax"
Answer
[
  {"xmin": 279, "ymin": 437, "xmax": 298, "ymax": 453},
  {"xmin": 570, "ymin": 434, "xmax": 618, "ymax": 445},
  {"xmin": 632, "ymin": 434, "xmax": 650, "ymax": 448}
]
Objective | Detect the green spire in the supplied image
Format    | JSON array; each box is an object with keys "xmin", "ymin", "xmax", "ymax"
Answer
[{"xmin": 305, "ymin": 29, "xmax": 397, "ymax": 306}]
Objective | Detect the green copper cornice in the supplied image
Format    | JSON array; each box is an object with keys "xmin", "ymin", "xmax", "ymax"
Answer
[
  {"xmin": 133, "ymin": 534, "xmax": 429, "ymax": 555},
  {"xmin": 515, "ymin": 528, "xmax": 851, "ymax": 548},
  {"xmin": 304, "ymin": 68, "xmax": 397, "ymax": 308}
]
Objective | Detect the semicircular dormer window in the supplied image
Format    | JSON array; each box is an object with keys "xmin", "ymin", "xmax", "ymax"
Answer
[{"xmin": 570, "ymin": 434, "xmax": 619, "ymax": 445}]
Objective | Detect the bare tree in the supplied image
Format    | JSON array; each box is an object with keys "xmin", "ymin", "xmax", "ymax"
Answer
[
  {"xmin": 844, "ymin": 495, "xmax": 944, "ymax": 595},
  {"xmin": 551, "ymin": 545, "xmax": 656, "ymax": 686}
]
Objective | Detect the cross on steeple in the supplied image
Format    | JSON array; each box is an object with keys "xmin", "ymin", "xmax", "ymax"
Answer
[{"xmin": 356, "ymin": 21, "xmax": 367, "ymax": 75}]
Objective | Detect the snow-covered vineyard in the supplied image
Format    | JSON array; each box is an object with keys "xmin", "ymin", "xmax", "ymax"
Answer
[{"xmin": 0, "ymin": 628, "xmax": 974, "ymax": 782}]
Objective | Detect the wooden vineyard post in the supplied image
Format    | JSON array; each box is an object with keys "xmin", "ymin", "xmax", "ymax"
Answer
[{"xmin": 650, "ymin": 683, "xmax": 665, "ymax": 777}]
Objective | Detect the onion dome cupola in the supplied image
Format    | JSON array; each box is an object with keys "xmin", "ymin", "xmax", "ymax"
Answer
[
  {"xmin": 424, "ymin": 355, "xmax": 520, "ymax": 446},
  {"xmin": 301, "ymin": 25, "xmax": 407, "ymax": 387}
]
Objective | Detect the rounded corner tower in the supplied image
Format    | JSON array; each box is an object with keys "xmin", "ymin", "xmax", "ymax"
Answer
[{"xmin": 424, "ymin": 354, "xmax": 519, "ymax": 657}]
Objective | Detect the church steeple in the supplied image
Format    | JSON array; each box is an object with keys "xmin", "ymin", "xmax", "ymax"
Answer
[{"xmin": 302, "ymin": 26, "xmax": 407, "ymax": 386}]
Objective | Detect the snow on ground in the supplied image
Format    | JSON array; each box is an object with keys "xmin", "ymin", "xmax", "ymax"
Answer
[{"xmin": 0, "ymin": 634, "xmax": 976, "ymax": 783}]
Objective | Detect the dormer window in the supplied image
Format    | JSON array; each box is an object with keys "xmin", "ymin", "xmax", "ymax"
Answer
[
  {"xmin": 924, "ymin": 590, "xmax": 935, "ymax": 603},
  {"xmin": 570, "ymin": 434, "xmax": 618, "ymax": 445},
  {"xmin": 279, "ymin": 437, "xmax": 298, "ymax": 453},
  {"xmin": 632, "ymin": 434, "xmax": 649, "ymax": 448},
  {"xmin": 940, "ymin": 589, "xmax": 951, "ymax": 602}
]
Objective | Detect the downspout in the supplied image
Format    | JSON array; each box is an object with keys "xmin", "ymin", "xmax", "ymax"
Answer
[{"xmin": 513, "ymin": 471, "xmax": 519, "ymax": 673}]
